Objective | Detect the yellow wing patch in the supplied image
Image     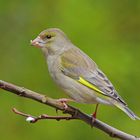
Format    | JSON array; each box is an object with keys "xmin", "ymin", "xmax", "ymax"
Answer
[{"xmin": 78, "ymin": 77, "xmax": 104, "ymax": 94}]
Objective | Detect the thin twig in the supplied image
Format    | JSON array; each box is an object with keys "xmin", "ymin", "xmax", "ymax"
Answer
[
  {"xmin": 12, "ymin": 108, "xmax": 77, "ymax": 123},
  {"xmin": 0, "ymin": 80, "xmax": 140, "ymax": 140}
]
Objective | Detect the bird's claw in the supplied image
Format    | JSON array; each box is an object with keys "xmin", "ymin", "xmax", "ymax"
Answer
[{"xmin": 57, "ymin": 98, "xmax": 73, "ymax": 110}]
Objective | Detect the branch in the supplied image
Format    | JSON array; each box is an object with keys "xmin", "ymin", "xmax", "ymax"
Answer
[
  {"xmin": 0, "ymin": 80, "xmax": 139, "ymax": 140},
  {"xmin": 12, "ymin": 108, "xmax": 77, "ymax": 123}
]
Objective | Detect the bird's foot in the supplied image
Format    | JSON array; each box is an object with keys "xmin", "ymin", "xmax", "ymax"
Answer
[
  {"xmin": 91, "ymin": 112, "xmax": 97, "ymax": 124},
  {"xmin": 57, "ymin": 98, "xmax": 74, "ymax": 110},
  {"xmin": 91, "ymin": 104, "xmax": 99, "ymax": 124}
]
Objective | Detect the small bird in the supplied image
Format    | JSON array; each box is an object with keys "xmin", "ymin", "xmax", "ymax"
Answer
[{"xmin": 31, "ymin": 28, "xmax": 139, "ymax": 120}]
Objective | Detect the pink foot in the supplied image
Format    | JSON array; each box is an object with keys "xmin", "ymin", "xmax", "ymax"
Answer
[
  {"xmin": 57, "ymin": 98, "xmax": 74, "ymax": 110},
  {"xmin": 91, "ymin": 112, "xmax": 97, "ymax": 123},
  {"xmin": 91, "ymin": 104, "xmax": 99, "ymax": 123}
]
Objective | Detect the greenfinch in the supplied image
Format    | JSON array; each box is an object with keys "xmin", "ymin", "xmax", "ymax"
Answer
[{"xmin": 31, "ymin": 28, "xmax": 139, "ymax": 120}]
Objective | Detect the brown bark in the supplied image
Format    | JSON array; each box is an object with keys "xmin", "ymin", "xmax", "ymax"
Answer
[{"xmin": 0, "ymin": 80, "xmax": 139, "ymax": 140}]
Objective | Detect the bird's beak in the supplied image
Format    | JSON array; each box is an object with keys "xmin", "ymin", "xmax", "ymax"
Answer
[{"xmin": 30, "ymin": 36, "xmax": 43, "ymax": 48}]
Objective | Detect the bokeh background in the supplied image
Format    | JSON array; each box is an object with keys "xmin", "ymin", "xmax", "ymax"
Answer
[{"xmin": 0, "ymin": 0, "xmax": 140, "ymax": 140}]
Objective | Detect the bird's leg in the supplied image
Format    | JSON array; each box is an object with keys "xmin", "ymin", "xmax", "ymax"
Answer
[
  {"xmin": 57, "ymin": 98, "xmax": 74, "ymax": 110},
  {"xmin": 91, "ymin": 104, "xmax": 99, "ymax": 123}
]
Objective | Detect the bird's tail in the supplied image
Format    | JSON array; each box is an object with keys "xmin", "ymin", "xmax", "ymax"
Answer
[{"xmin": 114, "ymin": 103, "xmax": 140, "ymax": 120}]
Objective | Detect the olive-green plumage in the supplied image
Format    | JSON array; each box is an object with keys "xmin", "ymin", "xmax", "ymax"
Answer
[{"xmin": 31, "ymin": 28, "xmax": 139, "ymax": 120}]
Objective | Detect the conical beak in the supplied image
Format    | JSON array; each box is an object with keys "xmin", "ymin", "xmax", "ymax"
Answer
[{"xmin": 30, "ymin": 36, "xmax": 42, "ymax": 48}]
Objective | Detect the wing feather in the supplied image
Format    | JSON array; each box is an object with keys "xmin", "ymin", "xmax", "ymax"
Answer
[{"xmin": 60, "ymin": 48, "xmax": 127, "ymax": 105}]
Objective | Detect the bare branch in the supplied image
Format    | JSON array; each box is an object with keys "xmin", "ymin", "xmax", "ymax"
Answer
[
  {"xmin": 12, "ymin": 108, "xmax": 77, "ymax": 123},
  {"xmin": 0, "ymin": 80, "xmax": 139, "ymax": 140}
]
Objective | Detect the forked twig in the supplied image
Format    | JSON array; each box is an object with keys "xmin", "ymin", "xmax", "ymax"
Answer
[{"xmin": 12, "ymin": 108, "xmax": 77, "ymax": 123}]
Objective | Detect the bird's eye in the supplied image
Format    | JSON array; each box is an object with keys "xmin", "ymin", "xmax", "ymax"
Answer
[{"xmin": 46, "ymin": 34, "xmax": 52, "ymax": 39}]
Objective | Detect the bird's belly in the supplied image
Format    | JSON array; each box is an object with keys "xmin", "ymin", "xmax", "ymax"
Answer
[{"xmin": 51, "ymin": 71, "xmax": 111, "ymax": 105}]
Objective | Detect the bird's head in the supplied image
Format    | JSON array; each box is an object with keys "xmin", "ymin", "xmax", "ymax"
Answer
[{"xmin": 31, "ymin": 28, "xmax": 71, "ymax": 55}]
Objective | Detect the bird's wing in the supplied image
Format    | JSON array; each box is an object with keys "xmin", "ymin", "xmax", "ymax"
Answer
[{"xmin": 60, "ymin": 48, "xmax": 127, "ymax": 105}]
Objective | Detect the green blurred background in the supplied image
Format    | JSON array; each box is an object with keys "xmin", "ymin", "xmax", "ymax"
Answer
[{"xmin": 0, "ymin": 0, "xmax": 140, "ymax": 139}]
